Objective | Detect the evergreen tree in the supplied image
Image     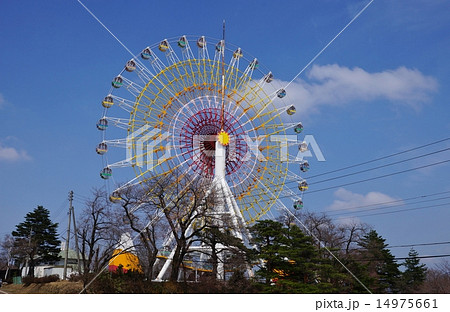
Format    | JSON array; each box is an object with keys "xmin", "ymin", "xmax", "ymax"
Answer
[
  {"xmin": 358, "ymin": 230, "xmax": 401, "ymax": 293},
  {"xmin": 248, "ymin": 220, "xmax": 285, "ymax": 285},
  {"xmin": 11, "ymin": 206, "xmax": 60, "ymax": 277},
  {"xmin": 248, "ymin": 220, "xmax": 339, "ymax": 293},
  {"xmin": 400, "ymin": 248, "xmax": 427, "ymax": 293}
]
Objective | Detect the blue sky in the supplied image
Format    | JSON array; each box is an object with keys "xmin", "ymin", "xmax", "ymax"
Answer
[{"xmin": 0, "ymin": 0, "xmax": 449, "ymax": 267}]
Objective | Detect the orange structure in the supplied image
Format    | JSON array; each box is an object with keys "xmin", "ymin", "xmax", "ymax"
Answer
[{"xmin": 108, "ymin": 232, "xmax": 142, "ymax": 273}]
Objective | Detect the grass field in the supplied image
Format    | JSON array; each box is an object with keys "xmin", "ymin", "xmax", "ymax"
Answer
[{"xmin": 1, "ymin": 281, "xmax": 83, "ymax": 294}]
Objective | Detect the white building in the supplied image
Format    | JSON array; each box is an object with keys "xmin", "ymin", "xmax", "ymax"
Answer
[{"xmin": 21, "ymin": 243, "xmax": 83, "ymax": 279}]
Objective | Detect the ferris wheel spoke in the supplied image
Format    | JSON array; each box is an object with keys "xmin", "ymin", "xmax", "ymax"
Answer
[
  {"xmin": 140, "ymin": 46, "xmax": 165, "ymax": 72},
  {"xmin": 232, "ymin": 88, "xmax": 273, "ymax": 126},
  {"xmin": 116, "ymin": 76, "xmax": 144, "ymax": 97},
  {"xmin": 234, "ymin": 59, "xmax": 259, "ymax": 90},
  {"xmin": 102, "ymin": 117, "xmax": 130, "ymax": 130},
  {"xmin": 178, "ymin": 36, "xmax": 195, "ymax": 61},
  {"xmin": 159, "ymin": 40, "xmax": 181, "ymax": 65},
  {"xmin": 225, "ymin": 50, "xmax": 242, "ymax": 90},
  {"xmin": 108, "ymin": 95, "xmax": 136, "ymax": 113},
  {"xmin": 131, "ymin": 60, "xmax": 154, "ymax": 83}
]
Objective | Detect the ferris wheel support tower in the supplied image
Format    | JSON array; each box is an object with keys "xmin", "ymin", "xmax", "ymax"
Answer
[
  {"xmin": 154, "ymin": 26, "xmax": 254, "ymax": 281},
  {"xmin": 153, "ymin": 134, "xmax": 252, "ymax": 281}
]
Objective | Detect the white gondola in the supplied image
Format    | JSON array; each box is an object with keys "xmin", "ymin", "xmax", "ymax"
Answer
[{"xmin": 299, "ymin": 141, "xmax": 308, "ymax": 152}]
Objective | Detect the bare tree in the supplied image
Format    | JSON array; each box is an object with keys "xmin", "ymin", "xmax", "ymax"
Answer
[
  {"xmin": 340, "ymin": 220, "xmax": 371, "ymax": 256},
  {"xmin": 115, "ymin": 182, "xmax": 164, "ymax": 280},
  {"xmin": 284, "ymin": 211, "xmax": 370, "ymax": 254},
  {"xmin": 419, "ymin": 260, "xmax": 450, "ymax": 293},
  {"xmin": 76, "ymin": 188, "xmax": 121, "ymax": 283},
  {"xmin": 110, "ymin": 170, "xmax": 249, "ymax": 282},
  {"xmin": 153, "ymin": 172, "xmax": 217, "ymax": 281},
  {"xmin": 0, "ymin": 235, "xmax": 15, "ymax": 279}
]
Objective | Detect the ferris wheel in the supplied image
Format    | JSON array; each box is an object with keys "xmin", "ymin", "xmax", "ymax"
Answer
[{"xmin": 96, "ymin": 34, "xmax": 309, "ymax": 278}]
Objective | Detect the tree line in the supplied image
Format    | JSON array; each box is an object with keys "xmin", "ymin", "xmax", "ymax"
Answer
[{"xmin": 0, "ymin": 172, "xmax": 447, "ymax": 293}]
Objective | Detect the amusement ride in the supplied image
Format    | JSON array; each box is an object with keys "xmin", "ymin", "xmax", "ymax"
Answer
[{"xmin": 96, "ymin": 27, "xmax": 310, "ymax": 280}]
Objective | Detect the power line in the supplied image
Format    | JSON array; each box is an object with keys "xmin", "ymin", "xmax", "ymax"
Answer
[
  {"xmin": 343, "ymin": 241, "xmax": 450, "ymax": 252},
  {"xmin": 237, "ymin": 144, "xmax": 450, "ymax": 202},
  {"xmin": 351, "ymin": 254, "xmax": 450, "ymax": 262},
  {"xmin": 305, "ymin": 159, "xmax": 450, "ymax": 195},
  {"xmin": 327, "ymin": 195, "xmax": 450, "ymax": 217},
  {"xmin": 284, "ymin": 0, "xmax": 375, "ymax": 90},
  {"xmin": 389, "ymin": 241, "xmax": 450, "ymax": 249},
  {"xmin": 395, "ymin": 254, "xmax": 450, "ymax": 261},
  {"xmin": 306, "ymin": 137, "xmax": 450, "ymax": 180},
  {"xmin": 316, "ymin": 190, "xmax": 450, "ymax": 214},
  {"xmin": 309, "ymin": 147, "xmax": 450, "ymax": 186},
  {"xmin": 238, "ymin": 157, "xmax": 450, "ymax": 203},
  {"xmin": 338, "ymin": 201, "xmax": 450, "ymax": 219}
]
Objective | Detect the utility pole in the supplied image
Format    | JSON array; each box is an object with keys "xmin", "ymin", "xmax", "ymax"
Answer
[
  {"xmin": 63, "ymin": 191, "xmax": 73, "ymax": 280},
  {"xmin": 5, "ymin": 247, "xmax": 12, "ymax": 281},
  {"xmin": 24, "ymin": 226, "xmax": 32, "ymax": 276},
  {"xmin": 71, "ymin": 200, "xmax": 82, "ymax": 275}
]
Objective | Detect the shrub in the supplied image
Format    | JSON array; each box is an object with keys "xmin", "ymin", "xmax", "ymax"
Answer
[{"xmin": 23, "ymin": 275, "xmax": 59, "ymax": 286}]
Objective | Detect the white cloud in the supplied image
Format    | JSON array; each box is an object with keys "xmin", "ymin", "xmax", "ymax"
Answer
[
  {"xmin": 334, "ymin": 215, "xmax": 363, "ymax": 227},
  {"xmin": 0, "ymin": 143, "xmax": 32, "ymax": 162},
  {"xmin": 279, "ymin": 64, "xmax": 438, "ymax": 115},
  {"xmin": 327, "ymin": 188, "xmax": 401, "ymax": 212}
]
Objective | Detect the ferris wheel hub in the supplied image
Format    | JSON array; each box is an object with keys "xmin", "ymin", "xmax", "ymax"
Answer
[{"xmin": 217, "ymin": 130, "xmax": 230, "ymax": 146}]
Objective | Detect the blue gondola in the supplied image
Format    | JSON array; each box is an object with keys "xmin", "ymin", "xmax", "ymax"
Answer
[
  {"xmin": 277, "ymin": 89, "xmax": 286, "ymax": 98},
  {"xmin": 294, "ymin": 122, "xmax": 303, "ymax": 133},
  {"xmin": 141, "ymin": 47, "xmax": 152, "ymax": 59},
  {"xmin": 96, "ymin": 118, "xmax": 108, "ymax": 131},
  {"xmin": 300, "ymin": 161, "xmax": 310, "ymax": 172}
]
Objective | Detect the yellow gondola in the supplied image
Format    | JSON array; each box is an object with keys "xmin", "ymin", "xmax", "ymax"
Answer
[{"xmin": 159, "ymin": 39, "xmax": 169, "ymax": 52}]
